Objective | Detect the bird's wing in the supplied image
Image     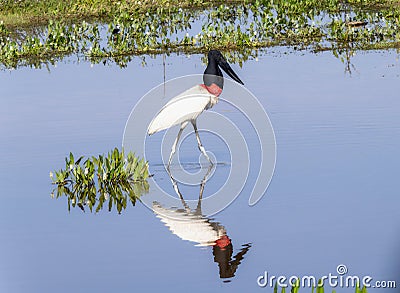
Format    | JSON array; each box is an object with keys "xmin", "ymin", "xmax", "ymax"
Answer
[{"xmin": 148, "ymin": 85, "xmax": 217, "ymax": 135}]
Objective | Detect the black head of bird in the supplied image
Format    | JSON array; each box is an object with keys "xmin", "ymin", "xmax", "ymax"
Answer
[{"xmin": 203, "ymin": 50, "xmax": 244, "ymax": 92}]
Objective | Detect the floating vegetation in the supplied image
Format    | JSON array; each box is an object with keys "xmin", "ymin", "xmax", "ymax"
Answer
[
  {"xmin": 1, "ymin": 0, "xmax": 400, "ymax": 69},
  {"xmin": 50, "ymin": 148, "xmax": 149, "ymax": 214}
]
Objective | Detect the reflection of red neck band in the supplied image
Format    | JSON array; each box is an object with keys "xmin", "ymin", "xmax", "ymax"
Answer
[
  {"xmin": 200, "ymin": 83, "xmax": 222, "ymax": 97},
  {"xmin": 215, "ymin": 235, "xmax": 231, "ymax": 248}
]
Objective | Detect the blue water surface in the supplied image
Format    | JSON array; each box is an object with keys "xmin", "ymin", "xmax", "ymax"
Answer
[{"xmin": 0, "ymin": 50, "xmax": 399, "ymax": 293}]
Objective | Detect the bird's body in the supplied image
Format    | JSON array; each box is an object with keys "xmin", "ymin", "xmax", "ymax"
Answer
[
  {"xmin": 148, "ymin": 85, "xmax": 218, "ymax": 135},
  {"xmin": 148, "ymin": 50, "xmax": 244, "ymax": 166}
]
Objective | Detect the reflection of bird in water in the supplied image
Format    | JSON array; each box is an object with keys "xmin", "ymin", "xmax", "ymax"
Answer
[
  {"xmin": 152, "ymin": 166, "xmax": 251, "ymax": 281},
  {"xmin": 147, "ymin": 50, "xmax": 244, "ymax": 167}
]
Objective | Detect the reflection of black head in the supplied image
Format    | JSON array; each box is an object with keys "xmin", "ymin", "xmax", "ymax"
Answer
[{"xmin": 212, "ymin": 239, "xmax": 251, "ymax": 280}]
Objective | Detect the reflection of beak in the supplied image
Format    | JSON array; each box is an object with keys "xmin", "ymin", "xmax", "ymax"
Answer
[
  {"xmin": 215, "ymin": 235, "xmax": 231, "ymax": 249},
  {"xmin": 219, "ymin": 58, "xmax": 244, "ymax": 85}
]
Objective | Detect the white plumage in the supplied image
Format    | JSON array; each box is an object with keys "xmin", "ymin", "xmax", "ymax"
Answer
[{"xmin": 148, "ymin": 85, "xmax": 218, "ymax": 135}]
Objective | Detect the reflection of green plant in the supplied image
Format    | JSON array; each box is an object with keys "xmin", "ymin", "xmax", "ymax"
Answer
[{"xmin": 51, "ymin": 148, "xmax": 149, "ymax": 214}]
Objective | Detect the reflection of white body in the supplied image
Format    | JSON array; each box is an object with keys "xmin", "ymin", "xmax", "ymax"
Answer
[
  {"xmin": 152, "ymin": 166, "xmax": 252, "ymax": 281},
  {"xmin": 152, "ymin": 165, "xmax": 226, "ymax": 247},
  {"xmin": 153, "ymin": 202, "xmax": 226, "ymax": 247}
]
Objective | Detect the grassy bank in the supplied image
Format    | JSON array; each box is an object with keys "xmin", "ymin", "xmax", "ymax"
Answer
[
  {"xmin": 1, "ymin": 0, "xmax": 400, "ymax": 69},
  {"xmin": 0, "ymin": 0, "xmax": 242, "ymax": 28},
  {"xmin": 1, "ymin": 0, "xmax": 398, "ymax": 28}
]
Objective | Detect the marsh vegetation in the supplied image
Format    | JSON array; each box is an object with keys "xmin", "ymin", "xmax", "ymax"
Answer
[
  {"xmin": 51, "ymin": 148, "xmax": 149, "ymax": 213},
  {"xmin": 1, "ymin": 0, "xmax": 400, "ymax": 69}
]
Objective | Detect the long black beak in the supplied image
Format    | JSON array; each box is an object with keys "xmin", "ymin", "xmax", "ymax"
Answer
[{"xmin": 218, "ymin": 57, "xmax": 244, "ymax": 85}]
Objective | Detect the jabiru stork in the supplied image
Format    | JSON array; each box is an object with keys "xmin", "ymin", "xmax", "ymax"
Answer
[{"xmin": 147, "ymin": 50, "xmax": 244, "ymax": 167}]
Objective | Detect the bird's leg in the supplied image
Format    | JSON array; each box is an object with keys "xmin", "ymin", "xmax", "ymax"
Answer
[
  {"xmin": 191, "ymin": 120, "xmax": 213, "ymax": 166},
  {"xmin": 168, "ymin": 122, "xmax": 187, "ymax": 169}
]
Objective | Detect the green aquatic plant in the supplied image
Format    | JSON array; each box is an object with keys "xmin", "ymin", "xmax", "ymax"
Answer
[
  {"xmin": 50, "ymin": 148, "xmax": 149, "ymax": 214},
  {"xmin": 355, "ymin": 282, "xmax": 369, "ymax": 293},
  {"xmin": 270, "ymin": 278, "xmax": 369, "ymax": 293},
  {"xmin": 291, "ymin": 278, "xmax": 300, "ymax": 293}
]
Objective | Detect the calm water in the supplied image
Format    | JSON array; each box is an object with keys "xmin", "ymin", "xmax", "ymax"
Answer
[{"xmin": 1, "ymin": 50, "xmax": 399, "ymax": 293}]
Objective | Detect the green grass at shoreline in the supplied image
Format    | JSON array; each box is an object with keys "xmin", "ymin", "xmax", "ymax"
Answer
[
  {"xmin": 1, "ymin": 0, "xmax": 398, "ymax": 29},
  {"xmin": 1, "ymin": 0, "xmax": 400, "ymax": 69},
  {"xmin": 0, "ymin": 0, "xmax": 243, "ymax": 28}
]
